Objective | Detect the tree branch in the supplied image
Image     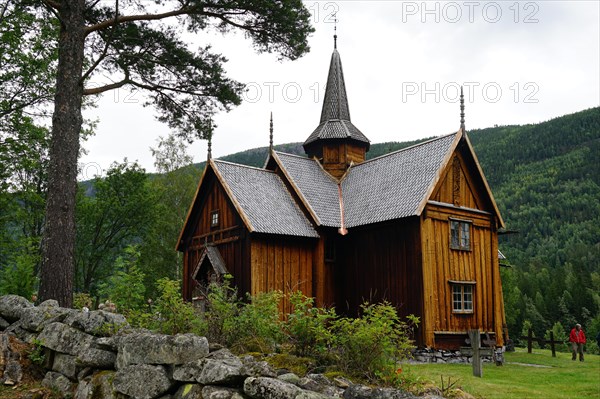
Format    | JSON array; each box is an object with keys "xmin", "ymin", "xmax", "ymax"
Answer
[
  {"xmin": 41, "ymin": 0, "xmax": 60, "ymax": 10},
  {"xmin": 85, "ymin": 7, "xmax": 193, "ymax": 36},
  {"xmin": 83, "ymin": 78, "xmax": 129, "ymax": 95},
  {"xmin": 81, "ymin": 0, "xmax": 120, "ymax": 83}
]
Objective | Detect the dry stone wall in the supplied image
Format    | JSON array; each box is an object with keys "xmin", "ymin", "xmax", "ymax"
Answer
[{"xmin": 0, "ymin": 295, "xmax": 431, "ymax": 399}]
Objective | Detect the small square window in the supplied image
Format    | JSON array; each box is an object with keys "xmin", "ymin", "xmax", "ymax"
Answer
[
  {"xmin": 210, "ymin": 210, "xmax": 219, "ymax": 228},
  {"xmin": 450, "ymin": 219, "xmax": 471, "ymax": 250},
  {"xmin": 451, "ymin": 283, "xmax": 474, "ymax": 313}
]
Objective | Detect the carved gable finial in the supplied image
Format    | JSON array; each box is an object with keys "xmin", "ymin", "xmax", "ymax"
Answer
[
  {"xmin": 269, "ymin": 112, "xmax": 274, "ymax": 153},
  {"xmin": 460, "ymin": 86, "xmax": 465, "ymax": 131}
]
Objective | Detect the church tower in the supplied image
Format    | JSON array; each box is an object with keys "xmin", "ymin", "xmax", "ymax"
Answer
[{"xmin": 303, "ymin": 38, "xmax": 370, "ymax": 179}]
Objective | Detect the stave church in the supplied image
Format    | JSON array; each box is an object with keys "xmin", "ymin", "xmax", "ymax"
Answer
[{"xmin": 177, "ymin": 35, "xmax": 507, "ymax": 350}]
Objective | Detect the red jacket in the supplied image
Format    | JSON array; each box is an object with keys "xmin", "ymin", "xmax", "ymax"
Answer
[{"xmin": 569, "ymin": 328, "xmax": 586, "ymax": 344}]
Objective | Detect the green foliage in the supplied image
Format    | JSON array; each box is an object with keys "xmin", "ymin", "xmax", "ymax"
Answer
[
  {"xmin": 0, "ymin": 241, "xmax": 39, "ymax": 299},
  {"xmin": 99, "ymin": 246, "xmax": 147, "ymax": 315},
  {"xmin": 204, "ymin": 279, "xmax": 284, "ymax": 353},
  {"xmin": 76, "ymin": 161, "xmax": 156, "ymax": 295},
  {"xmin": 148, "ymin": 278, "xmax": 205, "ymax": 335},
  {"xmin": 331, "ymin": 302, "xmax": 419, "ymax": 381},
  {"xmin": 544, "ymin": 322, "xmax": 569, "ymax": 352},
  {"xmin": 28, "ymin": 338, "xmax": 46, "ymax": 366},
  {"xmin": 285, "ymin": 291, "xmax": 336, "ymax": 359},
  {"xmin": 138, "ymin": 135, "xmax": 201, "ymax": 297},
  {"xmin": 520, "ymin": 320, "xmax": 539, "ymax": 349},
  {"xmin": 73, "ymin": 292, "xmax": 93, "ymax": 310},
  {"xmin": 468, "ymin": 108, "xmax": 600, "ymax": 340}
]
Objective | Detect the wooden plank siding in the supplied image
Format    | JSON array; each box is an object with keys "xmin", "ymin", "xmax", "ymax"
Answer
[
  {"xmin": 420, "ymin": 146, "xmax": 505, "ymax": 349},
  {"xmin": 250, "ymin": 235, "xmax": 315, "ymax": 315},
  {"xmin": 322, "ymin": 142, "xmax": 367, "ymax": 179},
  {"xmin": 337, "ymin": 217, "xmax": 425, "ymax": 347},
  {"xmin": 182, "ymin": 173, "xmax": 251, "ymax": 300}
]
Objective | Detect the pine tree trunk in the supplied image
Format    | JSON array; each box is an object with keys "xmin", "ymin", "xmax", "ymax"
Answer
[{"xmin": 39, "ymin": 0, "xmax": 86, "ymax": 307}]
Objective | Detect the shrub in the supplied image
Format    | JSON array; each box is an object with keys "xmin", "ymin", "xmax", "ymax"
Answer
[
  {"xmin": 285, "ymin": 291, "xmax": 336, "ymax": 359},
  {"xmin": 147, "ymin": 278, "xmax": 206, "ymax": 335},
  {"xmin": 331, "ymin": 302, "xmax": 419, "ymax": 381},
  {"xmin": 204, "ymin": 279, "xmax": 283, "ymax": 352},
  {"xmin": 73, "ymin": 292, "xmax": 93, "ymax": 310},
  {"xmin": 98, "ymin": 246, "xmax": 146, "ymax": 315},
  {"xmin": 234, "ymin": 290, "xmax": 285, "ymax": 352}
]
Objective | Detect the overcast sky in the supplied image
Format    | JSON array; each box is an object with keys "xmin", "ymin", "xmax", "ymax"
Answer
[{"xmin": 79, "ymin": 0, "xmax": 600, "ymax": 178}]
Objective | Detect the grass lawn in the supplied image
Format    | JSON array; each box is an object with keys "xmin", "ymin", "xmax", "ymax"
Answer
[{"xmin": 405, "ymin": 348, "xmax": 600, "ymax": 399}]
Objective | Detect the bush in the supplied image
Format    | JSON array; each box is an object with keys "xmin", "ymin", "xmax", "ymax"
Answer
[
  {"xmin": 144, "ymin": 278, "xmax": 206, "ymax": 335},
  {"xmin": 98, "ymin": 246, "xmax": 147, "ymax": 315},
  {"xmin": 73, "ymin": 292, "xmax": 93, "ymax": 310},
  {"xmin": 234, "ymin": 290, "xmax": 285, "ymax": 352},
  {"xmin": 285, "ymin": 291, "xmax": 336, "ymax": 359},
  {"xmin": 331, "ymin": 302, "xmax": 419, "ymax": 381},
  {"xmin": 204, "ymin": 279, "xmax": 283, "ymax": 352}
]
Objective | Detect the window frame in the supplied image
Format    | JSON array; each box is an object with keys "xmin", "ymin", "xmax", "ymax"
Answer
[
  {"xmin": 449, "ymin": 280, "xmax": 475, "ymax": 314},
  {"xmin": 210, "ymin": 210, "xmax": 220, "ymax": 229},
  {"xmin": 449, "ymin": 218, "xmax": 472, "ymax": 251}
]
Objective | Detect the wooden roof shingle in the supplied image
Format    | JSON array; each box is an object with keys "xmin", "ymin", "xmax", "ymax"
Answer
[{"xmin": 213, "ymin": 160, "xmax": 319, "ymax": 238}]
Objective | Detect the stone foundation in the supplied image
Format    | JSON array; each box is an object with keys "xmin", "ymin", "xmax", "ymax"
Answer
[{"xmin": 411, "ymin": 347, "xmax": 505, "ymax": 365}]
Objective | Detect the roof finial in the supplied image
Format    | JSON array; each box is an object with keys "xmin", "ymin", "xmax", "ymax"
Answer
[
  {"xmin": 269, "ymin": 112, "xmax": 274, "ymax": 152},
  {"xmin": 460, "ymin": 86, "xmax": 465, "ymax": 131},
  {"xmin": 207, "ymin": 119, "xmax": 213, "ymax": 161},
  {"xmin": 333, "ymin": 12, "xmax": 338, "ymax": 49}
]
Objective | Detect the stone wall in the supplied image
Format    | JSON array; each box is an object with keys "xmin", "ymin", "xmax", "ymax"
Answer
[{"xmin": 0, "ymin": 295, "xmax": 434, "ymax": 399}]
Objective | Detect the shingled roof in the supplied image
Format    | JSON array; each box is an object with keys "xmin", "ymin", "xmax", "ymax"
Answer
[
  {"xmin": 274, "ymin": 132, "xmax": 460, "ymax": 230},
  {"xmin": 274, "ymin": 151, "xmax": 341, "ymax": 227},
  {"xmin": 213, "ymin": 160, "xmax": 318, "ymax": 238},
  {"xmin": 303, "ymin": 48, "xmax": 369, "ymax": 149},
  {"xmin": 341, "ymin": 133, "xmax": 458, "ymax": 228}
]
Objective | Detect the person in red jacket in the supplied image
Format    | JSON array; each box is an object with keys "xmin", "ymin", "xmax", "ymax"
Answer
[{"xmin": 569, "ymin": 323, "xmax": 586, "ymax": 361}]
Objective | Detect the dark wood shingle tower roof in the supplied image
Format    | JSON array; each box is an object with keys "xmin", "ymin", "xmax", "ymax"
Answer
[{"xmin": 303, "ymin": 40, "xmax": 370, "ymax": 178}]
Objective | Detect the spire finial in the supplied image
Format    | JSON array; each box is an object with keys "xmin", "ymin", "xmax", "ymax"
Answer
[
  {"xmin": 460, "ymin": 86, "xmax": 465, "ymax": 131},
  {"xmin": 207, "ymin": 119, "xmax": 213, "ymax": 160},
  {"xmin": 333, "ymin": 13, "xmax": 338, "ymax": 49},
  {"xmin": 269, "ymin": 112, "xmax": 274, "ymax": 152}
]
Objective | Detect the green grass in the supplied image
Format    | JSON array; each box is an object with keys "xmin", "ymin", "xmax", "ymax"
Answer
[{"xmin": 404, "ymin": 348, "xmax": 600, "ymax": 399}]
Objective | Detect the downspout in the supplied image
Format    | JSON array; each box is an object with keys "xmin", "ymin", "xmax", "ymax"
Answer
[{"xmin": 337, "ymin": 184, "xmax": 348, "ymax": 236}]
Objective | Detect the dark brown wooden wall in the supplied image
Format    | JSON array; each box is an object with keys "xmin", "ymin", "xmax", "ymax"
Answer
[
  {"xmin": 250, "ymin": 235, "xmax": 315, "ymax": 315},
  {"xmin": 182, "ymin": 174, "xmax": 250, "ymax": 300},
  {"xmin": 336, "ymin": 217, "xmax": 425, "ymax": 346}
]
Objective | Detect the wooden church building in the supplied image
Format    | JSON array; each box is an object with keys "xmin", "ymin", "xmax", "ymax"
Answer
[{"xmin": 177, "ymin": 39, "xmax": 507, "ymax": 350}]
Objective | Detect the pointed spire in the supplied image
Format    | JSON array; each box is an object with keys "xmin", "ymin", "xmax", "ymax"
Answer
[
  {"xmin": 303, "ymin": 27, "xmax": 369, "ymax": 153},
  {"xmin": 460, "ymin": 86, "xmax": 465, "ymax": 131},
  {"xmin": 269, "ymin": 112, "xmax": 274, "ymax": 152},
  {"xmin": 319, "ymin": 35, "xmax": 350, "ymax": 124}
]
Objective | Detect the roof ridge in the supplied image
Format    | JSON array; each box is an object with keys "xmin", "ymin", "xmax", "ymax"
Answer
[
  {"xmin": 353, "ymin": 132, "xmax": 458, "ymax": 167},
  {"xmin": 274, "ymin": 151, "xmax": 310, "ymax": 160},
  {"xmin": 213, "ymin": 159, "xmax": 276, "ymax": 173}
]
